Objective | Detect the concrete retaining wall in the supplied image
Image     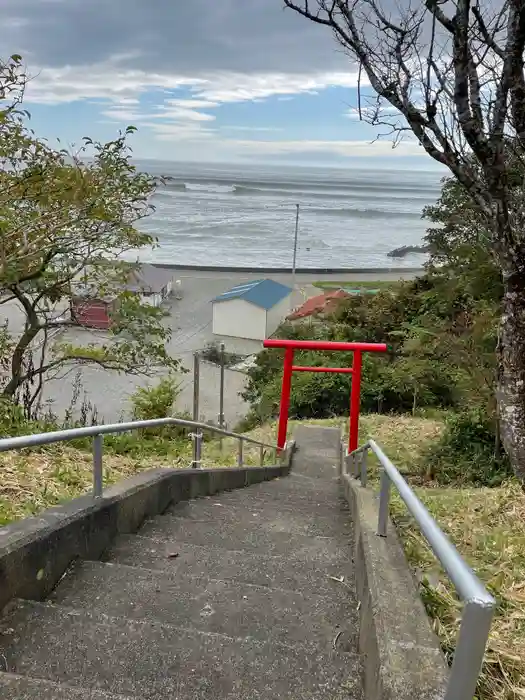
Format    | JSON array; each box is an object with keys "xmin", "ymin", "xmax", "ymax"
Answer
[
  {"xmin": 0, "ymin": 454, "xmax": 293, "ymax": 612},
  {"xmin": 155, "ymin": 263, "xmax": 424, "ymax": 274},
  {"xmin": 341, "ymin": 471, "xmax": 449, "ymax": 700}
]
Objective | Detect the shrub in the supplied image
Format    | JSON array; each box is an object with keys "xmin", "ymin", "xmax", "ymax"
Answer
[
  {"xmin": 126, "ymin": 375, "xmax": 193, "ymax": 445},
  {"xmin": 0, "ymin": 398, "xmax": 31, "ymax": 437},
  {"xmin": 421, "ymin": 411, "xmax": 512, "ymax": 486},
  {"xmin": 131, "ymin": 376, "xmax": 180, "ymax": 421},
  {"xmin": 242, "ymin": 265, "xmax": 497, "ymax": 427},
  {"xmin": 200, "ymin": 342, "xmax": 242, "ymax": 367}
]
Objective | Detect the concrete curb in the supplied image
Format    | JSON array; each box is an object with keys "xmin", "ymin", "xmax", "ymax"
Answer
[
  {"xmin": 0, "ymin": 450, "xmax": 293, "ymax": 612},
  {"xmin": 154, "ymin": 263, "xmax": 425, "ymax": 274},
  {"xmin": 341, "ymin": 473, "xmax": 448, "ymax": 700}
]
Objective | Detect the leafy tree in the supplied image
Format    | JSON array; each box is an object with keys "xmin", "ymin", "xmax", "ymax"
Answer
[
  {"xmin": 284, "ymin": 1, "xmax": 525, "ymax": 479},
  {"xmin": 0, "ymin": 55, "xmax": 179, "ymax": 414},
  {"xmin": 424, "ymin": 176, "xmax": 503, "ymax": 305}
]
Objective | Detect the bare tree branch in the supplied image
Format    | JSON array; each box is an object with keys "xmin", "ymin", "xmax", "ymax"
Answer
[{"xmin": 283, "ymin": 0, "xmax": 525, "ymax": 479}]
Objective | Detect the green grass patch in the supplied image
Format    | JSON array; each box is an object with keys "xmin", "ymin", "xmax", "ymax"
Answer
[{"xmin": 313, "ymin": 279, "xmax": 398, "ymax": 292}]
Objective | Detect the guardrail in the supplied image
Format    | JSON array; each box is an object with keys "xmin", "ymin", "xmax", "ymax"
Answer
[
  {"xmin": 344, "ymin": 439, "xmax": 496, "ymax": 700},
  {"xmin": 0, "ymin": 418, "xmax": 278, "ymax": 499}
]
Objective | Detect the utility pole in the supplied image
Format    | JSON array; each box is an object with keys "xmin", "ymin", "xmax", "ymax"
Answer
[
  {"xmin": 292, "ymin": 203, "xmax": 299, "ymax": 292},
  {"xmin": 191, "ymin": 352, "xmax": 202, "ymax": 468}
]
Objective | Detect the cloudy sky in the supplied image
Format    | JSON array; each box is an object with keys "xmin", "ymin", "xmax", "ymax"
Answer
[{"xmin": 2, "ymin": 0, "xmax": 437, "ymax": 167}]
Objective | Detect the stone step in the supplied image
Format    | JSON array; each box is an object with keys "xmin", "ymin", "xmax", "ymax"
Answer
[
  {"xmin": 0, "ymin": 600, "xmax": 363, "ymax": 700},
  {"xmin": 220, "ymin": 474, "xmax": 341, "ymax": 498},
  {"xmin": 105, "ymin": 534, "xmax": 355, "ymax": 599},
  {"xmin": 188, "ymin": 493, "xmax": 346, "ymax": 521},
  {"xmin": 166, "ymin": 497, "xmax": 351, "ymax": 537},
  {"xmin": 0, "ymin": 673, "xmax": 137, "ymax": 699},
  {"xmin": 138, "ymin": 512, "xmax": 348, "ymax": 558},
  {"xmin": 50, "ymin": 561, "xmax": 357, "ymax": 652},
  {"xmin": 181, "ymin": 477, "xmax": 345, "ymax": 504},
  {"xmin": 291, "ymin": 426, "xmax": 343, "ymax": 475},
  {"xmin": 209, "ymin": 483, "xmax": 344, "ymax": 511}
]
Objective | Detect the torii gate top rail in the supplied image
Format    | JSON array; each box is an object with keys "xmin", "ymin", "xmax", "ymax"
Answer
[{"xmin": 263, "ymin": 339, "xmax": 387, "ymax": 451}]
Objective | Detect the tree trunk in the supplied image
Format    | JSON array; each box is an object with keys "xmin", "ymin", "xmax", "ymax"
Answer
[
  {"xmin": 496, "ymin": 265, "xmax": 525, "ymax": 481},
  {"xmin": 1, "ymin": 325, "xmax": 39, "ymax": 399}
]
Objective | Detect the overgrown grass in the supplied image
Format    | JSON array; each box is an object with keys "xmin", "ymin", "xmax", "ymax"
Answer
[
  {"xmin": 0, "ymin": 445, "xmax": 181, "ymax": 525},
  {"xmin": 313, "ymin": 279, "xmax": 398, "ymax": 292},
  {"xmin": 392, "ymin": 482, "xmax": 525, "ymax": 700},
  {"xmin": 250, "ymin": 413, "xmax": 443, "ymax": 477},
  {"xmin": 357, "ymin": 414, "xmax": 524, "ymax": 699}
]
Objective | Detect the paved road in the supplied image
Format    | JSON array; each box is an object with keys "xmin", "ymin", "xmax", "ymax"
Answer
[{"xmin": 37, "ymin": 273, "xmax": 255, "ymax": 426}]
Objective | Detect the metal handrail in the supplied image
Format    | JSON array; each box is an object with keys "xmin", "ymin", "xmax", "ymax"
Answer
[
  {"xmin": 0, "ymin": 417, "xmax": 279, "ymax": 498},
  {"xmin": 344, "ymin": 438, "xmax": 496, "ymax": 700}
]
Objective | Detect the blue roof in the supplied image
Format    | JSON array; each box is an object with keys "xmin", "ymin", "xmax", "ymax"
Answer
[{"xmin": 212, "ymin": 278, "xmax": 292, "ymax": 310}]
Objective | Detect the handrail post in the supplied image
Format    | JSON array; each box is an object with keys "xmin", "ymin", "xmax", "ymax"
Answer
[
  {"xmin": 277, "ymin": 347, "xmax": 294, "ymax": 450},
  {"xmin": 352, "ymin": 451, "xmax": 359, "ymax": 478},
  {"xmin": 218, "ymin": 342, "xmax": 226, "ymax": 450},
  {"xmin": 192, "ymin": 352, "xmax": 200, "ymax": 424},
  {"xmin": 348, "ymin": 350, "xmax": 362, "ymax": 452},
  {"xmin": 92, "ymin": 434, "xmax": 103, "ymax": 498},
  {"xmin": 343, "ymin": 450, "xmax": 350, "ymax": 476},
  {"xmin": 191, "ymin": 431, "xmax": 203, "ymax": 469},
  {"xmin": 218, "ymin": 342, "xmax": 225, "ymax": 430},
  {"xmin": 445, "ymin": 600, "xmax": 494, "ymax": 700},
  {"xmin": 360, "ymin": 447, "xmax": 368, "ymax": 487},
  {"xmin": 238, "ymin": 438, "xmax": 244, "ymax": 467},
  {"xmin": 259, "ymin": 445, "xmax": 265, "ymax": 467},
  {"xmin": 192, "ymin": 353, "xmax": 201, "ymax": 468},
  {"xmin": 377, "ymin": 469, "xmax": 391, "ymax": 537}
]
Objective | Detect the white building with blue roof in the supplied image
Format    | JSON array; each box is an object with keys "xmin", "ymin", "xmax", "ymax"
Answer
[{"xmin": 212, "ymin": 278, "xmax": 292, "ymax": 343}]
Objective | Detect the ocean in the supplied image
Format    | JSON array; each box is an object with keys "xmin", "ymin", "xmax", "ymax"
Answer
[{"xmin": 134, "ymin": 161, "xmax": 443, "ymax": 268}]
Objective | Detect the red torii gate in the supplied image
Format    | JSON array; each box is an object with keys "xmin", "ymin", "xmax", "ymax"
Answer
[{"xmin": 263, "ymin": 339, "xmax": 387, "ymax": 452}]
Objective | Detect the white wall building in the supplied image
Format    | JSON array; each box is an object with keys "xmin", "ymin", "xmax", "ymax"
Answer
[{"xmin": 212, "ymin": 279, "xmax": 292, "ymax": 343}]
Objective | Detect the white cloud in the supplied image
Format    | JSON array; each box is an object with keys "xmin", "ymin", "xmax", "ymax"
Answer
[
  {"xmin": 346, "ymin": 105, "xmax": 401, "ymax": 120},
  {"xmin": 23, "ymin": 56, "xmax": 369, "ymax": 154},
  {"xmin": 141, "ymin": 122, "xmax": 216, "ymax": 141},
  {"xmin": 150, "ymin": 106, "xmax": 216, "ymax": 122},
  {"xmin": 23, "ymin": 56, "xmax": 363, "ymax": 109},
  {"xmin": 100, "ymin": 107, "xmax": 145, "ymax": 121},
  {"xmin": 192, "ymin": 71, "xmax": 363, "ymax": 104},
  {"xmin": 19, "ymin": 54, "xmax": 431, "ymax": 163},
  {"xmin": 117, "ymin": 97, "xmax": 140, "ymax": 106},
  {"xmin": 23, "ymin": 57, "xmax": 202, "ymax": 104},
  {"xmin": 224, "ymin": 126, "xmax": 283, "ymax": 132},
  {"xmin": 5, "ymin": 17, "xmax": 30, "ymax": 29},
  {"xmin": 165, "ymin": 98, "xmax": 219, "ymax": 109},
  {"xmin": 223, "ymin": 138, "xmax": 424, "ymax": 158}
]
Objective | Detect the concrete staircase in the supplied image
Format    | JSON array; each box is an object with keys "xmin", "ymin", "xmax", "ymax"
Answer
[{"xmin": 0, "ymin": 426, "xmax": 364, "ymax": 699}]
